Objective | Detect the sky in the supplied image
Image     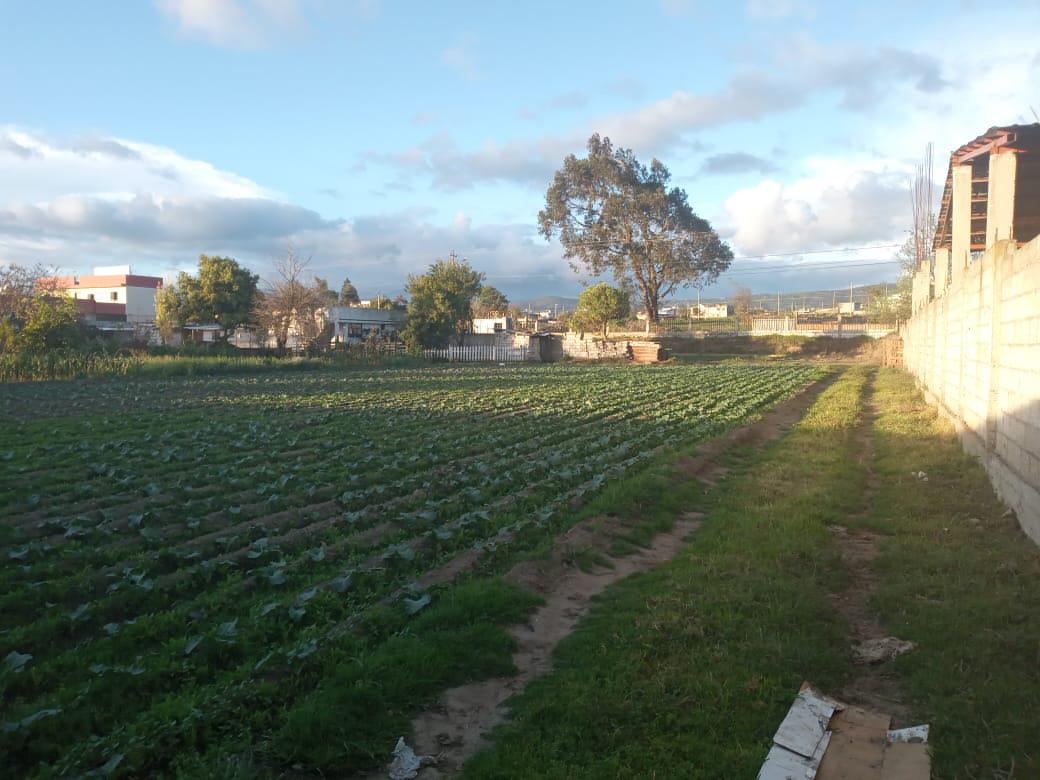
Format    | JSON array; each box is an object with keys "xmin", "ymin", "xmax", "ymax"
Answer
[{"xmin": 1, "ymin": 0, "xmax": 1038, "ymax": 302}]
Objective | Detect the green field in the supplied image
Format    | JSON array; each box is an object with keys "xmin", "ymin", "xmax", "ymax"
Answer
[{"xmin": 0, "ymin": 363, "xmax": 820, "ymax": 777}]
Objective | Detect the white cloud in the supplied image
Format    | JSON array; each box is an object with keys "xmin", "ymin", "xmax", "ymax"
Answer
[
  {"xmin": 451, "ymin": 211, "xmax": 472, "ymax": 233},
  {"xmin": 364, "ymin": 41, "xmax": 951, "ymax": 191},
  {"xmin": 0, "ymin": 127, "xmax": 324, "ymax": 270},
  {"xmin": 0, "ymin": 126, "xmax": 575, "ymax": 298},
  {"xmin": 723, "ymin": 158, "xmax": 910, "ymax": 255},
  {"xmin": 1, "ymin": 194, "xmax": 332, "ymax": 245},
  {"xmin": 155, "ymin": 0, "xmax": 306, "ymax": 49},
  {"xmin": 0, "ymin": 127, "xmax": 271, "ymax": 205}
]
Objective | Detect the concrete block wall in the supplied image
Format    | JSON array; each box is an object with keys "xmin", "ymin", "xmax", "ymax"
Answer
[
  {"xmin": 901, "ymin": 236, "xmax": 1040, "ymax": 543},
  {"xmin": 561, "ymin": 333, "xmax": 631, "ymax": 360}
]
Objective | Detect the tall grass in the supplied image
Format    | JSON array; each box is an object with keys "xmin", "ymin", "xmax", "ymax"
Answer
[{"xmin": 0, "ymin": 349, "xmax": 424, "ymax": 382}]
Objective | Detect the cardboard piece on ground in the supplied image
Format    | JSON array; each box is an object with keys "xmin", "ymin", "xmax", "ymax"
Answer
[
  {"xmin": 758, "ymin": 744, "xmax": 816, "ymax": 780},
  {"xmin": 815, "ymin": 707, "xmax": 890, "ymax": 780},
  {"xmin": 880, "ymin": 742, "xmax": 930, "ymax": 779},
  {"xmin": 773, "ymin": 691, "xmax": 837, "ymax": 758},
  {"xmin": 757, "ymin": 684, "xmax": 930, "ymax": 780}
]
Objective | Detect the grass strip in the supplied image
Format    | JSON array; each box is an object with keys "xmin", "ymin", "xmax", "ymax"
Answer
[
  {"xmin": 461, "ymin": 367, "xmax": 869, "ymax": 778},
  {"xmin": 866, "ymin": 368, "xmax": 1040, "ymax": 777}
]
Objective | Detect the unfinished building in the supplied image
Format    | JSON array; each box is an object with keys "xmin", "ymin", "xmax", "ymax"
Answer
[
  {"xmin": 903, "ymin": 123, "xmax": 1040, "ymax": 543},
  {"xmin": 916, "ymin": 124, "xmax": 1040, "ymax": 304}
]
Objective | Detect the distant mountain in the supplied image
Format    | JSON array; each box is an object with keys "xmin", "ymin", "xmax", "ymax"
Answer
[
  {"xmin": 513, "ymin": 283, "xmax": 896, "ymax": 316},
  {"xmin": 513, "ymin": 295, "xmax": 579, "ymax": 312},
  {"xmin": 667, "ymin": 282, "xmax": 898, "ymax": 312}
]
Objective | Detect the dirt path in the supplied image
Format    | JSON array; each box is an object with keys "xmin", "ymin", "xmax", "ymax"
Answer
[
  {"xmin": 379, "ymin": 372, "xmax": 839, "ymax": 778},
  {"xmin": 826, "ymin": 370, "xmax": 912, "ymax": 724}
]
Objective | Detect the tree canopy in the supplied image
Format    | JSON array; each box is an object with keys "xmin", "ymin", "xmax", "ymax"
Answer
[
  {"xmin": 154, "ymin": 284, "xmax": 180, "ymax": 345},
  {"xmin": 173, "ymin": 255, "xmax": 258, "ymax": 339},
  {"xmin": 339, "ymin": 277, "xmax": 360, "ymax": 305},
  {"xmin": 17, "ymin": 294, "xmax": 82, "ymax": 352},
  {"xmin": 402, "ymin": 257, "xmax": 484, "ymax": 348},
  {"xmin": 0, "ymin": 263, "xmax": 57, "ymax": 321},
  {"xmin": 573, "ymin": 282, "xmax": 631, "ymax": 337},
  {"xmin": 539, "ymin": 134, "xmax": 733, "ymax": 326},
  {"xmin": 313, "ymin": 277, "xmax": 340, "ymax": 308},
  {"xmin": 252, "ymin": 250, "xmax": 325, "ymax": 352},
  {"xmin": 473, "ymin": 285, "xmax": 509, "ymax": 317},
  {"xmin": 730, "ymin": 284, "xmax": 753, "ymax": 316},
  {"xmin": 0, "ymin": 263, "xmax": 82, "ymax": 354}
]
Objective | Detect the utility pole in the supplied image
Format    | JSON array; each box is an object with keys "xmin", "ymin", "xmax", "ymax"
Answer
[{"xmin": 777, "ymin": 290, "xmax": 780, "ymax": 314}]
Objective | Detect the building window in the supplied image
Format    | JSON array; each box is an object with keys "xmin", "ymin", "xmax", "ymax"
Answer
[
  {"xmin": 88, "ymin": 294, "xmax": 95, "ymax": 301},
  {"xmin": 110, "ymin": 291, "xmax": 119, "ymax": 301},
  {"xmin": 348, "ymin": 323, "xmax": 363, "ymax": 337}
]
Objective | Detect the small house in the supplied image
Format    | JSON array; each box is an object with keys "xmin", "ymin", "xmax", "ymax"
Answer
[
  {"xmin": 327, "ymin": 306, "xmax": 406, "ymax": 344},
  {"xmin": 472, "ymin": 316, "xmax": 512, "ymax": 334}
]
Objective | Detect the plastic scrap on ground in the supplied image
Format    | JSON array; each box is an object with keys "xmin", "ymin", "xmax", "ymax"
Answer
[{"xmin": 387, "ymin": 737, "xmax": 425, "ymax": 780}]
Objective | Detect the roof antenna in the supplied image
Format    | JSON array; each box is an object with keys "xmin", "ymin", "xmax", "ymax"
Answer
[{"xmin": 1031, "ymin": 105, "xmax": 1040, "ymax": 124}]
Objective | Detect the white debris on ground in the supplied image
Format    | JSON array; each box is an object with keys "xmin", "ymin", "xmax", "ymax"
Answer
[
  {"xmin": 757, "ymin": 682, "xmax": 930, "ymax": 780},
  {"xmin": 853, "ymin": 636, "xmax": 916, "ymax": 665},
  {"xmin": 911, "ymin": 470, "xmax": 929, "ymax": 481},
  {"xmin": 387, "ymin": 737, "xmax": 425, "ymax": 780}
]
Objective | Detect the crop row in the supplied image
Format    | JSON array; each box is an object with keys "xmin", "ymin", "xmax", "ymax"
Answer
[{"xmin": 0, "ymin": 363, "xmax": 820, "ymax": 777}]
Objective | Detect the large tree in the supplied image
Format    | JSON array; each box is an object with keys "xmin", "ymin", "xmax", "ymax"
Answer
[
  {"xmin": 473, "ymin": 285, "xmax": 509, "ymax": 317},
  {"xmin": 252, "ymin": 250, "xmax": 325, "ymax": 352},
  {"xmin": 730, "ymin": 284, "xmax": 753, "ymax": 317},
  {"xmin": 539, "ymin": 134, "xmax": 733, "ymax": 329},
  {"xmin": 175, "ymin": 254, "xmax": 258, "ymax": 340},
  {"xmin": 573, "ymin": 282, "xmax": 631, "ymax": 338},
  {"xmin": 402, "ymin": 257, "xmax": 484, "ymax": 348},
  {"xmin": 339, "ymin": 277, "xmax": 361, "ymax": 305}
]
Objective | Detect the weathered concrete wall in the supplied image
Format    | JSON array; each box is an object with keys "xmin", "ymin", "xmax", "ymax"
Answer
[
  {"xmin": 561, "ymin": 333, "xmax": 630, "ymax": 360},
  {"xmin": 902, "ymin": 236, "xmax": 1040, "ymax": 543}
]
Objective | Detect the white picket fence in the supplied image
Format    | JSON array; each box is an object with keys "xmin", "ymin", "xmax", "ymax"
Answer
[{"xmin": 422, "ymin": 345, "xmax": 531, "ymax": 362}]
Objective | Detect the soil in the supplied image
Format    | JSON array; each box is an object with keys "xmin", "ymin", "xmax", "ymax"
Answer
[
  {"xmin": 827, "ymin": 370, "xmax": 912, "ymax": 725},
  {"xmin": 377, "ymin": 372, "xmax": 840, "ymax": 778}
]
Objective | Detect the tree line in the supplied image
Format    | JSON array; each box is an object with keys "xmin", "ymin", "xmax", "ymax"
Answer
[{"xmin": 10, "ymin": 133, "xmax": 858, "ymax": 355}]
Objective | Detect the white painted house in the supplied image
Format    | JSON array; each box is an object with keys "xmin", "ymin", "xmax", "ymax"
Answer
[
  {"xmin": 43, "ymin": 266, "xmax": 163, "ymax": 324},
  {"xmin": 694, "ymin": 303, "xmax": 733, "ymax": 318},
  {"xmin": 472, "ymin": 316, "xmax": 512, "ymax": 334}
]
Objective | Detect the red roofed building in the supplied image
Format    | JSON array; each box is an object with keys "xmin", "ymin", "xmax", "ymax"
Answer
[{"xmin": 40, "ymin": 269, "xmax": 163, "ymax": 324}]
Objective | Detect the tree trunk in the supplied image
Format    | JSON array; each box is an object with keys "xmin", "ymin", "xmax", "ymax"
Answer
[{"xmin": 640, "ymin": 282, "xmax": 659, "ymax": 335}]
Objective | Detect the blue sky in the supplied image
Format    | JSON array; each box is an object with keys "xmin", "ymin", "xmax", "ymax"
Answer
[{"xmin": 1, "ymin": 0, "xmax": 1038, "ymax": 302}]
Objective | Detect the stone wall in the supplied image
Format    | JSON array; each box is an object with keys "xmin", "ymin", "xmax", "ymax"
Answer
[
  {"xmin": 902, "ymin": 236, "xmax": 1040, "ymax": 542},
  {"xmin": 560, "ymin": 333, "xmax": 631, "ymax": 360}
]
